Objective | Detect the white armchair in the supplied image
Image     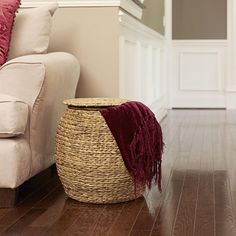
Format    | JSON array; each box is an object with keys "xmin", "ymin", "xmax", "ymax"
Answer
[
  {"xmin": 0, "ymin": 52, "xmax": 80, "ymax": 207},
  {"xmin": 0, "ymin": 2, "xmax": 80, "ymax": 207}
]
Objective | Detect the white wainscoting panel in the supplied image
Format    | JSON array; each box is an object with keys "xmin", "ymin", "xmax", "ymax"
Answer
[
  {"xmin": 179, "ymin": 51, "xmax": 220, "ymax": 91},
  {"xmin": 171, "ymin": 40, "xmax": 227, "ymax": 108},
  {"xmin": 140, "ymin": 45, "xmax": 151, "ymax": 104},
  {"xmin": 123, "ymin": 40, "xmax": 140, "ymax": 100},
  {"xmin": 152, "ymin": 48, "xmax": 161, "ymax": 100},
  {"xmin": 119, "ymin": 11, "xmax": 167, "ymax": 120}
]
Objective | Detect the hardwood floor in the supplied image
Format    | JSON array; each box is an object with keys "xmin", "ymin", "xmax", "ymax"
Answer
[{"xmin": 1, "ymin": 110, "xmax": 236, "ymax": 235}]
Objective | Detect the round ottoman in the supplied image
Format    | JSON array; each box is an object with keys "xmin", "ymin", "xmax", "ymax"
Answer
[{"xmin": 55, "ymin": 98, "xmax": 144, "ymax": 204}]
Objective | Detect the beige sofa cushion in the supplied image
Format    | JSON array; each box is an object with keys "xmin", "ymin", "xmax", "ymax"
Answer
[
  {"xmin": 0, "ymin": 94, "xmax": 28, "ymax": 138},
  {"xmin": 8, "ymin": 3, "xmax": 58, "ymax": 60}
]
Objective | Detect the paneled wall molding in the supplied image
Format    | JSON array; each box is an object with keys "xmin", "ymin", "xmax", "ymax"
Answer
[
  {"xmin": 119, "ymin": 10, "xmax": 165, "ymax": 41},
  {"xmin": 172, "ymin": 40, "xmax": 228, "ymax": 47},
  {"xmin": 171, "ymin": 40, "xmax": 227, "ymax": 108},
  {"xmin": 179, "ymin": 51, "xmax": 222, "ymax": 92},
  {"xmin": 165, "ymin": 0, "xmax": 236, "ymax": 108},
  {"xmin": 21, "ymin": 0, "xmax": 143, "ymax": 19},
  {"xmin": 119, "ymin": 11, "xmax": 167, "ymax": 120}
]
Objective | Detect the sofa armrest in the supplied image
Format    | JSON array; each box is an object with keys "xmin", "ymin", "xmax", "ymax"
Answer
[
  {"xmin": 0, "ymin": 52, "xmax": 80, "ymax": 178},
  {"xmin": 0, "ymin": 52, "xmax": 80, "ymax": 108}
]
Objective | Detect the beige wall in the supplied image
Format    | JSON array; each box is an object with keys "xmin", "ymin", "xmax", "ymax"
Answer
[
  {"xmin": 49, "ymin": 7, "xmax": 120, "ymax": 98},
  {"xmin": 141, "ymin": 0, "xmax": 165, "ymax": 35},
  {"xmin": 172, "ymin": 0, "xmax": 227, "ymax": 39}
]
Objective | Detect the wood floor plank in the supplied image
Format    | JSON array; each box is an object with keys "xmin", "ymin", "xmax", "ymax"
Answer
[
  {"xmin": 44, "ymin": 199, "xmax": 104, "ymax": 236},
  {"xmin": 0, "ymin": 178, "xmax": 59, "ymax": 234},
  {"xmin": 194, "ymin": 173, "xmax": 214, "ymax": 236},
  {"xmin": 160, "ymin": 112, "xmax": 189, "ymax": 192},
  {"xmin": 151, "ymin": 171, "xmax": 185, "ymax": 236},
  {"xmin": 91, "ymin": 203, "xmax": 124, "ymax": 236},
  {"xmin": 155, "ymin": 111, "xmax": 203, "ymax": 236},
  {"xmin": 30, "ymin": 187, "xmax": 67, "ymax": 229},
  {"xmin": 0, "ymin": 110, "xmax": 235, "ymax": 236},
  {"xmin": 130, "ymin": 203, "xmax": 157, "ymax": 233},
  {"xmin": 231, "ymin": 191, "xmax": 236, "ymax": 224},
  {"xmin": 154, "ymin": 110, "xmax": 188, "ymax": 201},
  {"xmin": 194, "ymin": 113, "xmax": 215, "ymax": 236},
  {"xmin": 0, "ymin": 209, "xmax": 10, "ymax": 220},
  {"xmin": 214, "ymin": 171, "xmax": 236, "ymax": 236},
  {"xmin": 171, "ymin": 171, "xmax": 199, "ymax": 236},
  {"xmin": 107, "ymin": 198, "xmax": 144, "ymax": 236},
  {"xmin": 129, "ymin": 112, "xmax": 187, "ymax": 236},
  {"xmin": 33, "ymin": 185, "xmax": 65, "ymax": 209},
  {"xmin": 211, "ymin": 111, "xmax": 236, "ymax": 236},
  {"xmin": 152, "ymin": 111, "xmax": 199, "ymax": 236},
  {"xmin": 44, "ymin": 207, "xmax": 80, "ymax": 236},
  {"xmin": 211, "ymin": 111, "xmax": 226, "ymax": 171},
  {"xmin": 129, "ymin": 230, "xmax": 151, "ymax": 236},
  {"xmin": 22, "ymin": 226, "xmax": 49, "ymax": 236},
  {"xmin": 2, "ymin": 209, "xmax": 45, "ymax": 236},
  {"xmin": 63, "ymin": 203, "xmax": 105, "ymax": 236},
  {"xmin": 223, "ymin": 110, "xmax": 236, "ymax": 228}
]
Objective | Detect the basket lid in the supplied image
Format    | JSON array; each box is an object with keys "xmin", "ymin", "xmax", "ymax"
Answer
[{"xmin": 64, "ymin": 98, "xmax": 129, "ymax": 107}]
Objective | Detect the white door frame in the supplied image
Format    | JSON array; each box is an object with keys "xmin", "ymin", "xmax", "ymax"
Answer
[{"xmin": 165, "ymin": 0, "xmax": 236, "ymax": 109}]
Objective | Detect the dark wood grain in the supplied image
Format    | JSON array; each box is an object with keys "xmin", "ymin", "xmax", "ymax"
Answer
[
  {"xmin": 107, "ymin": 198, "xmax": 144, "ymax": 236},
  {"xmin": 43, "ymin": 199, "xmax": 96, "ymax": 236},
  {"xmin": 131, "ymin": 203, "xmax": 157, "ymax": 232},
  {"xmin": 0, "ymin": 209, "xmax": 10, "ymax": 219},
  {"xmin": 29, "ymin": 187, "xmax": 67, "ymax": 231},
  {"xmin": 91, "ymin": 203, "xmax": 124, "ymax": 235},
  {"xmin": 0, "ymin": 177, "xmax": 59, "ymax": 234},
  {"xmin": 194, "ymin": 172, "xmax": 214, "ymax": 236},
  {"xmin": 0, "ymin": 165, "xmax": 57, "ymax": 208},
  {"xmin": 194, "ymin": 118, "xmax": 215, "ymax": 236},
  {"xmin": 0, "ymin": 110, "xmax": 236, "ymax": 236},
  {"xmin": 63, "ymin": 201, "xmax": 105, "ymax": 236},
  {"xmin": 171, "ymin": 113, "xmax": 205, "ymax": 236},
  {"xmin": 2, "ymin": 209, "xmax": 45, "ymax": 236},
  {"xmin": 152, "ymin": 111, "xmax": 199, "ymax": 236},
  {"xmin": 214, "ymin": 171, "xmax": 236, "ymax": 236},
  {"xmin": 151, "ymin": 171, "xmax": 185, "ymax": 236},
  {"xmin": 172, "ymin": 171, "xmax": 199, "ymax": 236},
  {"xmin": 130, "ymin": 230, "xmax": 151, "ymax": 236}
]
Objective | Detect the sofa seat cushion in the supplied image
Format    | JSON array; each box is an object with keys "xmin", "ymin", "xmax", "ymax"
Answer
[{"xmin": 0, "ymin": 94, "xmax": 28, "ymax": 138}]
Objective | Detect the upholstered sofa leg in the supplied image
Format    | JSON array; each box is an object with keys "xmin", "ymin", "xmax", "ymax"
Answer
[
  {"xmin": 0, "ymin": 165, "xmax": 57, "ymax": 208},
  {"xmin": 0, "ymin": 188, "xmax": 19, "ymax": 208}
]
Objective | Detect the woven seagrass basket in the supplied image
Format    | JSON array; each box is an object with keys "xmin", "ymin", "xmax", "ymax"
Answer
[{"xmin": 55, "ymin": 98, "xmax": 144, "ymax": 204}]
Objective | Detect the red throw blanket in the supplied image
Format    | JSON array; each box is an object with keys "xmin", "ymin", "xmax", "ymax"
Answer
[{"xmin": 100, "ymin": 101, "xmax": 164, "ymax": 191}]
